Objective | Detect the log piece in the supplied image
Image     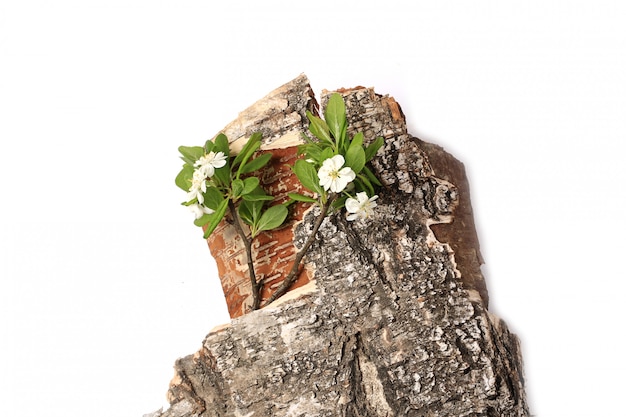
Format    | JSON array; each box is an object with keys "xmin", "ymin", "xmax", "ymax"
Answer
[{"xmin": 146, "ymin": 75, "xmax": 529, "ymax": 416}]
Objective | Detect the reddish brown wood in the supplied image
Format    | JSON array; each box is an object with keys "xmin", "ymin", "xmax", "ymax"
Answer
[{"xmin": 206, "ymin": 146, "xmax": 314, "ymax": 318}]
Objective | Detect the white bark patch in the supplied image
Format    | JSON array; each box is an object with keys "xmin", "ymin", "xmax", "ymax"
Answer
[{"xmin": 359, "ymin": 352, "xmax": 395, "ymax": 416}]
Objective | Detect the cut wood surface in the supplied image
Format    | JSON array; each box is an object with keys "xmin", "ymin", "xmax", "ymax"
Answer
[{"xmin": 146, "ymin": 74, "xmax": 529, "ymax": 417}]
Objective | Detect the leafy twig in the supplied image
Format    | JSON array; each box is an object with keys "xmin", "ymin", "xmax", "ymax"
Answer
[{"xmin": 176, "ymin": 93, "xmax": 383, "ymax": 314}]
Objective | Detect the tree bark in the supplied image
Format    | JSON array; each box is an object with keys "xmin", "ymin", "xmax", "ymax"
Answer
[{"xmin": 146, "ymin": 75, "xmax": 530, "ymax": 417}]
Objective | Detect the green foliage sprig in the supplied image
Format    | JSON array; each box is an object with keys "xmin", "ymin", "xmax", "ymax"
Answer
[
  {"xmin": 175, "ymin": 132, "xmax": 288, "ymax": 240},
  {"xmin": 176, "ymin": 132, "xmax": 289, "ymax": 310},
  {"xmin": 176, "ymin": 93, "xmax": 384, "ymax": 312},
  {"xmin": 291, "ymin": 92, "xmax": 383, "ymax": 212},
  {"xmin": 263, "ymin": 93, "xmax": 384, "ymax": 306}
]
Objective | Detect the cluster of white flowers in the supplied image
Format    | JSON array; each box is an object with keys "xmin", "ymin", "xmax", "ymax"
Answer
[
  {"xmin": 186, "ymin": 151, "xmax": 227, "ymax": 219},
  {"xmin": 316, "ymin": 155, "xmax": 378, "ymax": 222}
]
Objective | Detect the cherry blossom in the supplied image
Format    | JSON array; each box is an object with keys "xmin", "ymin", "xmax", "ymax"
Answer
[
  {"xmin": 345, "ymin": 192, "xmax": 378, "ymax": 221},
  {"xmin": 317, "ymin": 155, "xmax": 356, "ymax": 193}
]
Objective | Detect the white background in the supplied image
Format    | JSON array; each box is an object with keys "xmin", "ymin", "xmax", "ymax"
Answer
[{"xmin": 1, "ymin": 1, "xmax": 625, "ymax": 416}]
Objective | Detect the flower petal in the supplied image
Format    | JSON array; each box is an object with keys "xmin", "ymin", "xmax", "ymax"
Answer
[
  {"xmin": 338, "ymin": 167, "xmax": 356, "ymax": 181},
  {"xmin": 330, "ymin": 176, "xmax": 347, "ymax": 193},
  {"xmin": 331, "ymin": 154, "xmax": 345, "ymax": 167},
  {"xmin": 346, "ymin": 212, "xmax": 359, "ymax": 221},
  {"xmin": 345, "ymin": 197, "xmax": 361, "ymax": 213}
]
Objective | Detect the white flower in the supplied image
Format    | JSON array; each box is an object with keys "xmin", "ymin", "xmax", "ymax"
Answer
[
  {"xmin": 186, "ymin": 168, "xmax": 208, "ymax": 203},
  {"xmin": 194, "ymin": 151, "xmax": 227, "ymax": 177},
  {"xmin": 317, "ymin": 155, "xmax": 356, "ymax": 193},
  {"xmin": 345, "ymin": 192, "xmax": 378, "ymax": 221},
  {"xmin": 188, "ymin": 203, "xmax": 214, "ymax": 219}
]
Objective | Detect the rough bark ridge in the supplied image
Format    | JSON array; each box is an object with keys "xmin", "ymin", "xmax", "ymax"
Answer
[{"xmin": 148, "ymin": 75, "xmax": 529, "ymax": 417}]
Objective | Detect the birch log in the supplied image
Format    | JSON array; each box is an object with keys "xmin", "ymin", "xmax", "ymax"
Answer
[{"xmin": 147, "ymin": 74, "xmax": 530, "ymax": 417}]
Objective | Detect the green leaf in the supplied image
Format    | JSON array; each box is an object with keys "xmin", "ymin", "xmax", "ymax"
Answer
[
  {"xmin": 356, "ymin": 174, "xmax": 375, "ymax": 196},
  {"xmin": 231, "ymin": 177, "xmax": 261, "ymax": 201},
  {"xmin": 213, "ymin": 133, "xmax": 230, "ymax": 157},
  {"xmin": 239, "ymin": 152, "xmax": 272, "ymax": 174},
  {"xmin": 306, "ymin": 111, "xmax": 333, "ymax": 145},
  {"xmin": 204, "ymin": 139, "xmax": 215, "ymax": 154},
  {"xmin": 203, "ymin": 186, "xmax": 224, "ymax": 211},
  {"xmin": 231, "ymin": 178, "xmax": 245, "ymax": 199},
  {"xmin": 256, "ymin": 204, "xmax": 288, "ymax": 234},
  {"xmin": 203, "ymin": 199, "xmax": 229, "ymax": 239},
  {"xmin": 248, "ymin": 200, "xmax": 265, "ymax": 221},
  {"xmin": 234, "ymin": 134, "xmax": 262, "ymax": 178},
  {"xmin": 242, "ymin": 191, "xmax": 274, "ymax": 202},
  {"xmin": 325, "ymin": 93, "xmax": 347, "ymax": 143},
  {"xmin": 193, "ymin": 213, "xmax": 212, "ymax": 227},
  {"xmin": 241, "ymin": 177, "xmax": 260, "ymax": 195},
  {"xmin": 338, "ymin": 123, "xmax": 348, "ymax": 154},
  {"xmin": 365, "ymin": 136, "xmax": 384, "ymax": 161},
  {"xmin": 241, "ymin": 186, "xmax": 273, "ymax": 202},
  {"xmin": 320, "ymin": 146, "xmax": 334, "ymax": 162},
  {"xmin": 178, "ymin": 146, "xmax": 204, "ymax": 165},
  {"xmin": 232, "ymin": 132, "xmax": 262, "ymax": 168},
  {"xmin": 362, "ymin": 165, "xmax": 382, "ymax": 186},
  {"xmin": 213, "ymin": 164, "xmax": 231, "ymax": 188},
  {"xmin": 238, "ymin": 199, "xmax": 263, "ymax": 226},
  {"xmin": 349, "ymin": 132, "xmax": 364, "ymax": 149},
  {"xmin": 345, "ymin": 133, "xmax": 366, "ymax": 173},
  {"xmin": 298, "ymin": 142, "xmax": 324, "ymax": 165},
  {"xmin": 237, "ymin": 202, "xmax": 253, "ymax": 225},
  {"xmin": 332, "ymin": 194, "xmax": 348, "ymax": 211},
  {"xmin": 293, "ymin": 159, "xmax": 322, "ymax": 195},
  {"xmin": 287, "ymin": 192, "xmax": 318, "ymax": 204},
  {"xmin": 242, "ymin": 193, "xmax": 274, "ymax": 202},
  {"xmin": 175, "ymin": 164, "xmax": 194, "ymax": 191}
]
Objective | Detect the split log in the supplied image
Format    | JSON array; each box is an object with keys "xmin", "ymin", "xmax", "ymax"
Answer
[{"xmin": 146, "ymin": 74, "xmax": 530, "ymax": 417}]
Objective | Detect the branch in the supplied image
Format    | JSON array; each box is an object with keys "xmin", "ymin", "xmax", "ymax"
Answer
[
  {"xmin": 261, "ymin": 198, "xmax": 333, "ymax": 307},
  {"xmin": 228, "ymin": 200, "xmax": 262, "ymax": 311}
]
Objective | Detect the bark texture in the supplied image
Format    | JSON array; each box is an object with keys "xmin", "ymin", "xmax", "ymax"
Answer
[{"xmin": 147, "ymin": 75, "xmax": 529, "ymax": 417}]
